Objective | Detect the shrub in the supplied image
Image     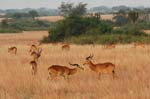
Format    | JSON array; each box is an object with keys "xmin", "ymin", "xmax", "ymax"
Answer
[
  {"xmin": 137, "ymin": 20, "xmax": 150, "ymax": 30},
  {"xmin": 43, "ymin": 16, "xmax": 113, "ymax": 43},
  {"xmin": 64, "ymin": 34, "xmax": 150, "ymax": 44},
  {"xmin": 0, "ymin": 28, "xmax": 21, "ymax": 33},
  {"xmin": 113, "ymin": 15, "xmax": 129, "ymax": 26},
  {"xmin": 112, "ymin": 24, "xmax": 147, "ymax": 36},
  {"xmin": 0, "ymin": 19, "xmax": 51, "ymax": 33}
]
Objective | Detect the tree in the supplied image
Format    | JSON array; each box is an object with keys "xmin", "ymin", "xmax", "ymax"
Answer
[
  {"xmin": 28, "ymin": 10, "xmax": 39, "ymax": 20},
  {"xmin": 12, "ymin": 13, "xmax": 22, "ymax": 19},
  {"xmin": 94, "ymin": 12, "xmax": 101, "ymax": 21},
  {"xmin": 128, "ymin": 11, "xmax": 139, "ymax": 24},
  {"xmin": 1, "ymin": 19, "xmax": 9, "ymax": 28},
  {"xmin": 113, "ymin": 15, "xmax": 128, "ymax": 26},
  {"xmin": 59, "ymin": 2, "xmax": 87, "ymax": 17}
]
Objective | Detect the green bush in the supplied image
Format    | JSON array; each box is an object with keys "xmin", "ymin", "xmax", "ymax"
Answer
[
  {"xmin": 0, "ymin": 28, "xmax": 21, "ymax": 33},
  {"xmin": 64, "ymin": 34, "xmax": 99, "ymax": 44},
  {"xmin": 137, "ymin": 20, "xmax": 150, "ymax": 30},
  {"xmin": 0, "ymin": 19, "xmax": 51, "ymax": 33},
  {"xmin": 10, "ymin": 19, "xmax": 51, "ymax": 31},
  {"xmin": 64, "ymin": 34, "xmax": 150, "ymax": 44},
  {"xmin": 112, "ymin": 24, "xmax": 147, "ymax": 36},
  {"xmin": 43, "ymin": 16, "xmax": 113, "ymax": 43}
]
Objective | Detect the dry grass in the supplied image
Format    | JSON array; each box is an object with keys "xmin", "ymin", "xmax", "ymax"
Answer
[
  {"xmin": 143, "ymin": 30, "xmax": 150, "ymax": 35},
  {"xmin": 0, "ymin": 31, "xmax": 48, "ymax": 46},
  {"xmin": 0, "ymin": 31, "xmax": 150, "ymax": 99},
  {"xmin": 36, "ymin": 16, "xmax": 64, "ymax": 22},
  {"xmin": 101, "ymin": 14, "xmax": 114, "ymax": 21}
]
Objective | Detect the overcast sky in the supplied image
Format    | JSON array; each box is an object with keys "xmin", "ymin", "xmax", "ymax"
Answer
[{"xmin": 0, "ymin": 0, "xmax": 150, "ymax": 9}]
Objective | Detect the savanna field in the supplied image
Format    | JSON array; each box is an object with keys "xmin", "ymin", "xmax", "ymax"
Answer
[{"xmin": 0, "ymin": 31, "xmax": 150, "ymax": 99}]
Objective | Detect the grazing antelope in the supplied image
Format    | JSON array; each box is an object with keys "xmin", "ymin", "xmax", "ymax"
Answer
[
  {"xmin": 47, "ymin": 63, "xmax": 84, "ymax": 80},
  {"xmin": 8, "ymin": 46, "xmax": 17, "ymax": 55},
  {"xmin": 133, "ymin": 42, "xmax": 145, "ymax": 48},
  {"xmin": 103, "ymin": 43, "xmax": 116, "ymax": 49},
  {"xmin": 31, "ymin": 47, "xmax": 42, "ymax": 61},
  {"xmin": 62, "ymin": 44, "xmax": 70, "ymax": 50},
  {"xmin": 29, "ymin": 44, "xmax": 37, "ymax": 53},
  {"xmin": 30, "ymin": 61, "xmax": 37, "ymax": 75},
  {"xmin": 83, "ymin": 55, "xmax": 116, "ymax": 79}
]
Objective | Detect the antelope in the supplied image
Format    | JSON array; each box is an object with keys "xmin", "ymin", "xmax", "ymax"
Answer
[
  {"xmin": 62, "ymin": 44, "xmax": 70, "ymax": 50},
  {"xmin": 31, "ymin": 47, "xmax": 42, "ymax": 62},
  {"xmin": 83, "ymin": 55, "xmax": 116, "ymax": 79},
  {"xmin": 47, "ymin": 63, "xmax": 84, "ymax": 80},
  {"xmin": 103, "ymin": 43, "xmax": 116, "ymax": 49},
  {"xmin": 30, "ymin": 60, "xmax": 37, "ymax": 75},
  {"xmin": 8, "ymin": 46, "xmax": 17, "ymax": 55},
  {"xmin": 133, "ymin": 42, "xmax": 145, "ymax": 48},
  {"xmin": 29, "ymin": 44, "xmax": 37, "ymax": 53}
]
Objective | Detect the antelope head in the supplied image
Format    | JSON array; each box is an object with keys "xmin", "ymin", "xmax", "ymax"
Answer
[
  {"xmin": 83, "ymin": 54, "xmax": 93, "ymax": 65},
  {"xmin": 69, "ymin": 63, "xmax": 84, "ymax": 70}
]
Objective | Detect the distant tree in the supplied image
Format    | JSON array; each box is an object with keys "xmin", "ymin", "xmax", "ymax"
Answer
[
  {"xmin": 28, "ymin": 10, "xmax": 39, "ymax": 20},
  {"xmin": 1, "ymin": 19, "xmax": 9, "ymax": 28},
  {"xmin": 9, "ymin": 12, "xmax": 30, "ymax": 19},
  {"xmin": 59, "ymin": 2, "xmax": 87, "ymax": 17},
  {"xmin": 128, "ymin": 11, "xmax": 139, "ymax": 24},
  {"xmin": 94, "ymin": 12, "xmax": 101, "ymax": 21},
  {"xmin": 12, "ymin": 13, "xmax": 22, "ymax": 19},
  {"xmin": 113, "ymin": 15, "xmax": 128, "ymax": 26}
]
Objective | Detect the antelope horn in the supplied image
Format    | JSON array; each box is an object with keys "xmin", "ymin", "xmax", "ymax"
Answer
[
  {"xmin": 86, "ymin": 54, "xmax": 93, "ymax": 60},
  {"xmin": 69, "ymin": 63, "xmax": 79, "ymax": 67}
]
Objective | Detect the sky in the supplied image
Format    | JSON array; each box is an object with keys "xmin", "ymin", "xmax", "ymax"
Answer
[{"xmin": 0, "ymin": 0, "xmax": 150, "ymax": 9}]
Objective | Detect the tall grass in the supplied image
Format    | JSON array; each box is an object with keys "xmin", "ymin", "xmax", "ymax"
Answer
[{"xmin": 0, "ymin": 44, "xmax": 150, "ymax": 99}]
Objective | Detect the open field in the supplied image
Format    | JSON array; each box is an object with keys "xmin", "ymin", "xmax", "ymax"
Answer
[
  {"xmin": 0, "ymin": 31, "xmax": 48, "ymax": 46},
  {"xmin": 36, "ymin": 16, "xmax": 64, "ymax": 22},
  {"xmin": 0, "ymin": 31, "xmax": 150, "ymax": 99}
]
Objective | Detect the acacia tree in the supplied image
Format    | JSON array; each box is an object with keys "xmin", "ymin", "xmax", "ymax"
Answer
[
  {"xmin": 59, "ymin": 2, "xmax": 87, "ymax": 17},
  {"xmin": 128, "ymin": 11, "xmax": 139, "ymax": 24},
  {"xmin": 29, "ymin": 10, "xmax": 39, "ymax": 20}
]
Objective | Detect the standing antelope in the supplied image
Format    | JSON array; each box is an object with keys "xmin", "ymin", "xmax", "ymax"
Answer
[
  {"xmin": 30, "ymin": 60, "xmax": 37, "ymax": 75},
  {"xmin": 83, "ymin": 55, "xmax": 116, "ymax": 79},
  {"xmin": 62, "ymin": 44, "xmax": 70, "ymax": 50},
  {"xmin": 8, "ymin": 46, "xmax": 17, "ymax": 55},
  {"xmin": 47, "ymin": 63, "xmax": 84, "ymax": 80},
  {"xmin": 31, "ymin": 47, "xmax": 42, "ymax": 62}
]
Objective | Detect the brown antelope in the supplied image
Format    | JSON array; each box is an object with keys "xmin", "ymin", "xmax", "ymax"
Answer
[
  {"xmin": 30, "ymin": 60, "xmax": 37, "ymax": 75},
  {"xmin": 133, "ymin": 42, "xmax": 145, "ymax": 48},
  {"xmin": 83, "ymin": 55, "xmax": 116, "ymax": 79},
  {"xmin": 62, "ymin": 44, "xmax": 70, "ymax": 50},
  {"xmin": 47, "ymin": 63, "xmax": 84, "ymax": 80},
  {"xmin": 29, "ymin": 44, "xmax": 37, "ymax": 53},
  {"xmin": 8, "ymin": 46, "xmax": 17, "ymax": 55},
  {"xmin": 31, "ymin": 47, "xmax": 42, "ymax": 61},
  {"xmin": 103, "ymin": 43, "xmax": 116, "ymax": 49}
]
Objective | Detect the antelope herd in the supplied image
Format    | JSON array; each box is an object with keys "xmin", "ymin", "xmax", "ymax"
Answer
[{"xmin": 7, "ymin": 42, "xmax": 146, "ymax": 80}]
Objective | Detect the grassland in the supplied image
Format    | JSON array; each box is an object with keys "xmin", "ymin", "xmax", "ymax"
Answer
[{"xmin": 0, "ymin": 31, "xmax": 150, "ymax": 99}]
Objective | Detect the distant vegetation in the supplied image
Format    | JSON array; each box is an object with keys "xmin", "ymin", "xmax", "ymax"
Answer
[
  {"xmin": 0, "ymin": 10, "xmax": 52, "ymax": 33},
  {"xmin": 42, "ymin": 2, "xmax": 150, "ymax": 44},
  {"xmin": 1, "ymin": 3, "xmax": 150, "ymax": 44}
]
